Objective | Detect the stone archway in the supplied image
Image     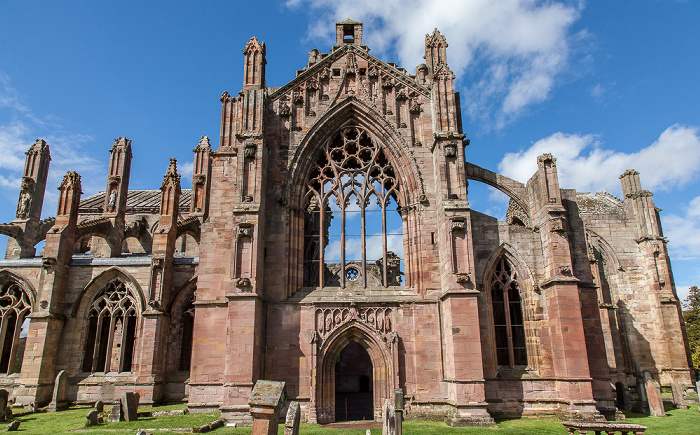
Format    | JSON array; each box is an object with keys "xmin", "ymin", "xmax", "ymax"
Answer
[{"xmin": 313, "ymin": 318, "xmax": 396, "ymax": 424}]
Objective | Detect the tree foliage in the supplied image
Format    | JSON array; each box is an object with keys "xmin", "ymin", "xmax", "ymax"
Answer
[{"xmin": 682, "ymin": 285, "xmax": 700, "ymax": 370}]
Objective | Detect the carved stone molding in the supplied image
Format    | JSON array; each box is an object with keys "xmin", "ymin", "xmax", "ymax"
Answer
[
  {"xmin": 450, "ymin": 218, "xmax": 466, "ymax": 232},
  {"xmin": 237, "ymin": 224, "xmax": 253, "ymax": 239},
  {"xmin": 444, "ymin": 143, "xmax": 457, "ymax": 158},
  {"xmin": 314, "ymin": 306, "xmax": 393, "ymax": 341},
  {"xmin": 244, "ymin": 143, "xmax": 257, "ymax": 159}
]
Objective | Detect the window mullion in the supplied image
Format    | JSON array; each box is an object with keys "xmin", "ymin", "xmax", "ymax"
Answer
[
  {"xmin": 382, "ymin": 198, "xmax": 387, "ymax": 287},
  {"xmin": 340, "ymin": 201, "xmax": 346, "ymax": 288},
  {"xmin": 503, "ymin": 279, "xmax": 515, "ymax": 368},
  {"xmin": 361, "ymin": 203, "xmax": 367, "ymax": 288}
]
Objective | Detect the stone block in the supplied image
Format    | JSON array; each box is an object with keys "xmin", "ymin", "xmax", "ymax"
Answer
[
  {"xmin": 284, "ymin": 401, "xmax": 300, "ymax": 435},
  {"xmin": 121, "ymin": 392, "xmax": 139, "ymax": 422},
  {"xmin": 107, "ymin": 405, "xmax": 123, "ymax": 422}
]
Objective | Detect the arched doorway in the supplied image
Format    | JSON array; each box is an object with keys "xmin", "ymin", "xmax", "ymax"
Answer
[
  {"xmin": 335, "ymin": 341, "xmax": 374, "ymax": 421},
  {"xmin": 315, "ymin": 322, "xmax": 394, "ymax": 424}
]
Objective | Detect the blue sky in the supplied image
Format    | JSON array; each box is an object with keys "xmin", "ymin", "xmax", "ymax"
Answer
[{"xmin": 1, "ymin": 1, "xmax": 699, "ymax": 301}]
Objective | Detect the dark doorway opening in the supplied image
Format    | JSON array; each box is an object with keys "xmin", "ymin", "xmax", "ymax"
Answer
[{"xmin": 335, "ymin": 341, "xmax": 374, "ymax": 421}]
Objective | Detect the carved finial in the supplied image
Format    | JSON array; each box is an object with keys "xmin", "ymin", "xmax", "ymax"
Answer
[
  {"xmin": 168, "ymin": 158, "xmax": 177, "ymax": 175},
  {"xmin": 197, "ymin": 136, "xmax": 211, "ymax": 149}
]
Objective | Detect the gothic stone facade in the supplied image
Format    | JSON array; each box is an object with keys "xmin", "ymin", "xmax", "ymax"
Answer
[{"xmin": 0, "ymin": 20, "xmax": 693, "ymax": 425}]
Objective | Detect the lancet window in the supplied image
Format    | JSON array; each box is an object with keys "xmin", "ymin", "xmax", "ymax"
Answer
[
  {"xmin": 178, "ymin": 293, "xmax": 195, "ymax": 372},
  {"xmin": 0, "ymin": 280, "xmax": 31, "ymax": 374},
  {"xmin": 82, "ymin": 280, "xmax": 138, "ymax": 373},
  {"xmin": 491, "ymin": 257, "xmax": 527, "ymax": 367},
  {"xmin": 303, "ymin": 125, "xmax": 403, "ymax": 288}
]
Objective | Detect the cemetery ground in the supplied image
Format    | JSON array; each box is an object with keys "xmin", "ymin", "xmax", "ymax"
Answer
[{"xmin": 4, "ymin": 403, "xmax": 698, "ymax": 435}]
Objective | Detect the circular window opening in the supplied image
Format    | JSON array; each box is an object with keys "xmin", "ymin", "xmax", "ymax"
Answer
[{"xmin": 346, "ymin": 267, "xmax": 359, "ymax": 282}]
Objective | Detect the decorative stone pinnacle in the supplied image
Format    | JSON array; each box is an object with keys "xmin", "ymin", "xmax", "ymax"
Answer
[{"xmin": 168, "ymin": 158, "xmax": 177, "ymax": 175}]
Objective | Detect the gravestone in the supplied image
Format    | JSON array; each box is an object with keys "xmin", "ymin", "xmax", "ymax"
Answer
[
  {"xmin": 121, "ymin": 392, "xmax": 139, "ymax": 422},
  {"xmin": 645, "ymin": 378, "xmax": 665, "ymax": 417},
  {"xmin": 86, "ymin": 409, "xmax": 102, "ymax": 426},
  {"xmin": 248, "ymin": 380, "xmax": 287, "ymax": 435},
  {"xmin": 0, "ymin": 390, "xmax": 8, "ymax": 422},
  {"xmin": 394, "ymin": 389, "xmax": 404, "ymax": 435},
  {"xmin": 671, "ymin": 381, "xmax": 688, "ymax": 409},
  {"xmin": 3, "ymin": 408, "xmax": 11, "ymax": 421},
  {"xmin": 94, "ymin": 400, "xmax": 104, "ymax": 413},
  {"xmin": 48, "ymin": 370, "xmax": 68, "ymax": 412},
  {"xmin": 382, "ymin": 398, "xmax": 395, "ymax": 435},
  {"xmin": 5, "ymin": 420, "xmax": 19, "ymax": 431},
  {"xmin": 284, "ymin": 401, "xmax": 300, "ymax": 435},
  {"xmin": 108, "ymin": 404, "xmax": 123, "ymax": 422}
]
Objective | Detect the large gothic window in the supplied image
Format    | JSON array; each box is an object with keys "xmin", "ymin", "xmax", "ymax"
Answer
[
  {"xmin": 0, "ymin": 280, "xmax": 31, "ymax": 374},
  {"xmin": 491, "ymin": 257, "xmax": 527, "ymax": 367},
  {"xmin": 82, "ymin": 281, "xmax": 138, "ymax": 373},
  {"xmin": 303, "ymin": 125, "xmax": 403, "ymax": 288}
]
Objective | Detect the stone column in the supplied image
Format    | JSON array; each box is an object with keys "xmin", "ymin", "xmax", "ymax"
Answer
[
  {"xmin": 15, "ymin": 172, "xmax": 81, "ymax": 406},
  {"xmin": 5, "ymin": 139, "xmax": 51, "ymax": 259},
  {"xmin": 137, "ymin": 158, "xmax": 180, "ymax": 403},
  {"xmin": 93, "ymin": 137, "xmax": 132, "ymax": 257},
  {"xmin": 528, "ymin": 154, "xmax": 601, "ymax": 420}
]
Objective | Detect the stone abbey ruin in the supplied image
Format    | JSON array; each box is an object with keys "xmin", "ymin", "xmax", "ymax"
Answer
[{"xmin": 0, "ymin": 19, "xmax": 693, "ymax": 425}]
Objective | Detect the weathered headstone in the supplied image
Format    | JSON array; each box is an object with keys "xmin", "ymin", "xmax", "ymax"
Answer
[
  {"xmin": 645, "ymin": 378, "xmax": 665, "ymax": 417},
  {"xmin": 382, "ymin": 398, "xmax": 395, "ymax": 435},
  {"xmin": 3, "ymin": 408, "xmax": 11, "ymax": 421},
  {"xmin": 671, "ymin": 381, "xmax": 688, "ymax": 409},
  {"xmin": 394, "ymin": 389, "xmax": 404, "ymax": 435},
  {"xmin": 107, "ymin": 404, "xmax": 123, "ymax": 422},
  {"xmin": 48, "ymin": 370, "xmax": 68, "ymax": 412},
  {"xmin": 86, "ymin": 409, "xmax": 101, "ymax": 426},
  {"xmin": 0, "ymin": 390, "xmax": 8, "ymax": 422},
  {"xmin": 5, "ymin": 420, "xmax": 19, "ymax": 431},
  {"xmin": 248, "ymin": 380, "xmax": 287, "ymax": 435},
  {"xmin": 121, "ymin": 392, "xmax": 139, "ymax": 422},
  {"xmin": 284, "ymin": 401, "xmax": 300, "ymax": 435},
  {"xmin": 94, "ymin": 400, "xmax": 104, "ymax": 413}
]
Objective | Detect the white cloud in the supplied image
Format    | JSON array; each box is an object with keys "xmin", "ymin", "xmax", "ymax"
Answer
[
  {"xmin": 663, "ymin": 196, "xmax": 700, "ymax": 261},
  {"xmin": 179, "ymin": 160, "xmax": 194, "ymax": 185},
  {"xmin": 497, "ymin": 124, "xmax": 700, "ymax": 194},
  {"xmin": 287, "ymin": 0, "xmax": 582, "ymax": 128},
  {"xmin": 0, "ymin": 73, "xmax": 104, "ymax": 221}
]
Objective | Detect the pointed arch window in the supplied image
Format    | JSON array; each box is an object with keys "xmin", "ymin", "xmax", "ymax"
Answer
[
  {"xmin": 491, "ymin": 257, "xmax": 527, "ymax": 367},
  {"xmin": 178, "ymin": 293, "xmax": 195, "ymax": 372},
  {"xmin": 0, "ymin": 280, "xmax": 31, "ymax": 374},
  {"xmin": 303, "ymin": 125, "xmax": 403, "ymax": 288},
  {"xmin": 82, "ymin": 281, "xmax": 138, "ymax": 373}
]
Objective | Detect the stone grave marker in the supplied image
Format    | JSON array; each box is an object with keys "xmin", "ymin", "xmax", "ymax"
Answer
[
  {"xmin": 3, "ymin": 408, "xmax": 11, "ymax": 421},
  {"xmin": 248, "ymin": 380, "xmax": 287, "ymax": 435},
  {"xmin": 48, "ymin": 370, "xmax": 68, "ymax": 412},
  {"xmin": 0, "ymin": 390, "xmax": 8, "ymax": 422},
  {"xmin": 394, "ymin": 389, "xmax": 404, "ymax": 435},
  {"xmin": 5, "ymin": 420, "xmax": 19, "ymax": 431},
  {"xmin": 284, "ymin": 401, "xmax": 300, "ymax": 435},
  {"xmin": 94, "ymin": 400, "xmax": 104, "ymax": 413},
  {"xmin": 108, "ymin": 404, "xmax": 123, "ymax": 422},
  {"xmin": 645, "ymin": 378, "xmax": 665, "ymax": 417},
  {"xmin": 382, "ymin": 398, "xmax": 395, "ymax": 435},
  {"xmin": 671, "ymin": 381, "xmax": 688, "ymax": 409},
  {"xmin": 122, "ymin": 392, "xmax": 140, "ymax": 421},
  {"xmin": 86, "ymin": 409, "xmax": 102, "ymax": 426}
]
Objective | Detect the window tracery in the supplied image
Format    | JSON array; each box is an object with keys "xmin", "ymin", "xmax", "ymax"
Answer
[
  {"xmin": 0, "ymin": 280, "xmax": 31, "ymax": 374},
  {"xmin": 303, "ymin": 125, "xmax": 403, "ymax": 288},
  {"xmin": 82, "ymin": 280, "xmax": 138, "ymax": 373},
  {"xmin": 491, "ymin": 257, "xmax": 527, "ymax": 367}
]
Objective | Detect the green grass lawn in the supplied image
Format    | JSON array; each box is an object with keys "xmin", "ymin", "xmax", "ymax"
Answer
[{"xmin": 6, "ymin": 403, "xmax": 699, "ymax": 434}]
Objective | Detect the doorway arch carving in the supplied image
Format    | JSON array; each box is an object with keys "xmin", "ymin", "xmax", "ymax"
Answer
[{"xmin": 311, "ymin": 318, "xmax": 397, "ymax": 424}]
